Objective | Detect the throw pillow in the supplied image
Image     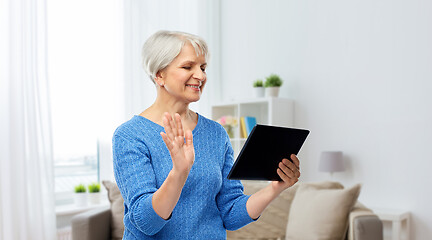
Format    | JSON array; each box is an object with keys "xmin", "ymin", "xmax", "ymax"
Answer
[
  {"xmin": 285, "ymin": 183, "xmax": 361, "ymax": 240},
  {"xmin": 102, "ymin": 180, "xmax": 125, "ymax": 240}
]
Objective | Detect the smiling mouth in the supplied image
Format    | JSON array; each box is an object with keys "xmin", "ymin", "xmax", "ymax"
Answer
[{"xmin": 186, "ymin": 84, "xmax": 201, "ymax": 90}]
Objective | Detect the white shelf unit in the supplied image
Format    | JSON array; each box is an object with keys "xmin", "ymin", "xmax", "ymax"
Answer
[{"xmin": 211, "ymin": 97, "xmax": 294, "ymax": 157}]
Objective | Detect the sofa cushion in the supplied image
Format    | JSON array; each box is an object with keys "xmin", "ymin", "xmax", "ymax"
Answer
[
  {"xmin": 102, "ymin": 180, "xmax": 125, "ymax": 240},
  {"xmin": 228, "ymin": 181, "xmax": 299, "ymax": 239},
  {"xmin": 227, "ymin": 181, "xmax": 344, "ymax": 240},
  {"xmin": 285, "ymin": 183, "xmax": 361, "ymax": 240}
]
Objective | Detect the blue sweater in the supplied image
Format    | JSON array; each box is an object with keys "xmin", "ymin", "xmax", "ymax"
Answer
[{"xmin": 112, "ymin": 113, "xmax": 255, "ymax": 239}]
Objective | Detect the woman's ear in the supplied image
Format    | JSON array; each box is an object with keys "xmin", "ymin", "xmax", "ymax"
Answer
[
  {"xmin": 156, "ymin": 70, "xmax": 163, "ymax": 79},
  {"xmin": 155, "ymin": 71, "xmax": 165, "ymax": 87}
]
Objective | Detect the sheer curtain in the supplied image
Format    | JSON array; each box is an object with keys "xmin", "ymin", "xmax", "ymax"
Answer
[{"xmin": 0, "ymin": 0, "xmax": 56, "ymax": 239}]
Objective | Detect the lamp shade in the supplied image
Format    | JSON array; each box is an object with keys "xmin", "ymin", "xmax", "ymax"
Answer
[{"xmin": 319, "ymin": 151, "xmax": 345, "ymax": 173}]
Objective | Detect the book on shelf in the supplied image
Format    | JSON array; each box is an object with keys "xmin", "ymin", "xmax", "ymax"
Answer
[
  {"xmin": 240, "ymin": 117, "xmax": 247, "ymax": 138},
  {"xmin": 244, "ymin": 116, "xmax": 257, "ymax": 136}
]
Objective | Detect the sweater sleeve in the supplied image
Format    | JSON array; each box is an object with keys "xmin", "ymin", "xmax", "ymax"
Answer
[
  {"xmin": 215, "ymin": 136, "xmax": 256, "ymax": 231},
  {"xmin": 112, "ymin": 132, "xmax": 170, "ymax": 236}
]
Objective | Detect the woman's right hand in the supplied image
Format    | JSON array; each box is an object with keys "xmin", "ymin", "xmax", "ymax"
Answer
[{"xmin": 160, "ymin": 112, "xmax": 195, "ymax": 177}]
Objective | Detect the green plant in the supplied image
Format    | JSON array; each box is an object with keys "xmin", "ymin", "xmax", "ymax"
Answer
[
  {"xmin": 88, "ymin": 182, "xmax": 100, "ymax": 193},
  {"xmin": 253, "ymin": 79, "xmax": 263, "ymax": 87},
  {"xmin": 74, "ymin": 184, "xmax": 86, "ymax": 193},
  {"xmin": 264, "ymin": 74, "xmax": 283, "ymax": 87}
]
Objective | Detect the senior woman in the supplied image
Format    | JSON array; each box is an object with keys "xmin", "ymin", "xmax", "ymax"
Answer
[{"xmin": 112, "ymin": 30, "xmax": 301, "ymax": 239}]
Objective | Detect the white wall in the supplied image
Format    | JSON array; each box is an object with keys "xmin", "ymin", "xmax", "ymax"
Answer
[{"xmin": 220, "ymin": 0, "xmax": 432, "ymax": 239}]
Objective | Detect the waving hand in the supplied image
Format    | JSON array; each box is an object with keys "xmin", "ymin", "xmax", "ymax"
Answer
[{"xmin": 160, "ymin": 112, "xmax": 195, "ymax": 175}]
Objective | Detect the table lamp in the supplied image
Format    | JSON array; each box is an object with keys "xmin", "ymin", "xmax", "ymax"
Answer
[{"xmin": 318, "ymin": 151, "xmax": 345, "ymax": 177}]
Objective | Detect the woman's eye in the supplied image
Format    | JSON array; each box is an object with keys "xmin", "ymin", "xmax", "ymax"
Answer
[
  {"xmin": 182, "ymin": 66, "xmax": 191, "ymax": 70},
  {"xmin": 201, "ymin": 67, "xmax": 206, "ymax": 72}
]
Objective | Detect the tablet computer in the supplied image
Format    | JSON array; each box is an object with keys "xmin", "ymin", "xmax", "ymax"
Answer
[{"xmin": 227, "ymin": 124, "xmax": 310, "ymax": 181}]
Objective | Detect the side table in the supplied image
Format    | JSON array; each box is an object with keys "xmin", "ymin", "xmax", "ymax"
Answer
[{"xmin": 373, "ymin": 208, "xmax": 410, "ymax": 240}]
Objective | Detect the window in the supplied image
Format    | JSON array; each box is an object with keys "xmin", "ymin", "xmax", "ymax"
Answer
[{"xmin": 47, "ymin": 0, "xmax": 122, "ymax": 205}]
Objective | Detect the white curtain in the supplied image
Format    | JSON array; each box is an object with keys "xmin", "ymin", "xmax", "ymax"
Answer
[
  {"xmin": 122, "ymin": 0, "xmax": 222, "ymax": 120},
  {"xmin": 0, "ymin": 0, "xmax": 56, "ymax": 239}
]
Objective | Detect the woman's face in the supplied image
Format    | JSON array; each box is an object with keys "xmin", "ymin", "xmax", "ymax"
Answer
[{"xmin": 158, "ymin": 42, "xmax": 207, "ymax": 103}]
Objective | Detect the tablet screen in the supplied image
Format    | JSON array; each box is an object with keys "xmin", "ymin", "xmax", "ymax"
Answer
[{"xmin": 227, "ymin": 125, "xmax": 310, "ymax": 181}]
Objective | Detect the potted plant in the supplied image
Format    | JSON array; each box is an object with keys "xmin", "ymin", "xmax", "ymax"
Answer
[
  {"xmin": 88, "ymin": 182, "xmax": 101, "ymax": 205},
  {"xmin": 253, "ymin": 79, "xmax": 264, "ymax": 98},
  {"xmin": 264, "ymin": 74, "xmax": 283, "ymax": 97},
  {"xmin": 74, "ymin": 184, "xmax": 87, "ymax": 207}
]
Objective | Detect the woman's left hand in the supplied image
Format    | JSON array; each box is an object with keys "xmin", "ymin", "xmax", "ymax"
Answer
[{"xmin": 271, "ymin": 154, "xmax": 301, "ymax": 194}]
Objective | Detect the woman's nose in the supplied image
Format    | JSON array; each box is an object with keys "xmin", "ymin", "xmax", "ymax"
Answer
[{"xmin": 193, "ymin": 67, "xmax": 205, "ymax": 81}]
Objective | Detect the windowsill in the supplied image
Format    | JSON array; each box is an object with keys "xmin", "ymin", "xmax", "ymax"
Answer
[{"xmin": 56, "ymin": 201, "xmax": 109, "ymax": 216}]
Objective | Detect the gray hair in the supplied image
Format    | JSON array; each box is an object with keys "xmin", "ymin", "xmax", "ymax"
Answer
[{"xmin": 142, "ymin": 30, "xmax": 209, "ymax": 83}]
